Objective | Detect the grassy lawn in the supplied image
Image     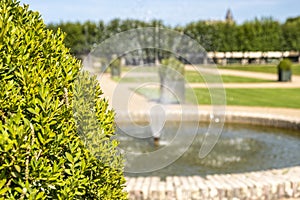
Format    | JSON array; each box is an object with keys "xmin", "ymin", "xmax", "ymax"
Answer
[
  {"xmin": 137, "ymin": 88, "xmax": 300, "ymax": 108},
  {"xmin": 122, "ymin": 66, "xmax": 158, "ymax": 73},
  {"xmin": 113, "ymin": 70, "xmax": 271, "ymax": 83},
  {"xmin": 123, "ymin": 64, "xmax": 300, "ymax": 75},
  {"xmin": 185, "ymin": 71, "xmax": 271, "ymax": 83},
  {"xmin": 188, "ymin": 88, "xmax": 300, "ymax": 108},
  {"xmin": 112, "ymin": 76, "xmax": 159, "ymax": 83},
  {"xmin": 218, "ymin": 64, "xmax": 300, "ymax": 75}
]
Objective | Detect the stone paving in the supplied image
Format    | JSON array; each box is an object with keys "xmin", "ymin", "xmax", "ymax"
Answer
[
  {"xmin": 97, "ymin": 66, "xmax": 300, "ymax": 200},
  {"xmin": 125, "ymin": 166, "xmax": 300, "ymax": 200}
]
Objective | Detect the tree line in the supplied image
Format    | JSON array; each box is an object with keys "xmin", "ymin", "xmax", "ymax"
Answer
[{"xmin": 47, "ymin": 17, "xmax": 300, "ymax": 57}]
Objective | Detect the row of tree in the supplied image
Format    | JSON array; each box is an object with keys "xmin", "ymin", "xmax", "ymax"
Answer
[{"xmin": 47, "ymin": 17, "xmax": 300, "ymax": 57}]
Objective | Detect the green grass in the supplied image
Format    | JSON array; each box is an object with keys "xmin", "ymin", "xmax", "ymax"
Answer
[
  {"xmin": 122, "ymin": 64, "xmax": 300, "ymax": 76},
  {"xmin": 189, "ymin": 88, "xmax": 300, "ymax": 108},
  {"xmin": 122, "ymin": 66, "xmax": 158, "ymax": 73},
  {"xmin": 137, "ymin": 88, "xmax": 300, "ymax": 108},
  {"xmin": 113, "ymin": 70, "xmax": 271, "ymax": 83},
  {"xmin": 185, "ymin": 71, "xmax": 271, "ymax": 83},
  {"xmin": 113, "ymin": 76, "xmax": 159, "ymax": 83},
  {"xmin": 135, "ymin": 88, "xmax": 160, "ymax": 100},
  {"xmin": 218, "ymin": 64, "xmax": 300, "ymax": 75}
]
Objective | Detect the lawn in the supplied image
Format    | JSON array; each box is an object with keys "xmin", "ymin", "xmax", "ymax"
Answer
[
  {"xmin": 218, "ymin": 64, "xmax": 300, "ymax": 75},
  {"xmin": 113, "ymin": 70, "xmax": 271, "ymax": 83},
  {"xmin": 123, "ymin": 64, "xmax": 300, "ymax": 75},
  {"xmin": 185, "ymin": 71, "xmax": 271, "ymax": 83},
  {"xmin": 188, "ymin": 88, "xmax": 300, "ymax": 108},
  {"xmin": 137, "ymin": 88, "xmax": 300, "ymax": 108}
]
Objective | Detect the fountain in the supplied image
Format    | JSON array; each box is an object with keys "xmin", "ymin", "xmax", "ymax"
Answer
[
  {"xmin": 117, "ymin": 122, "xmax": 300, "ymax": 177},
  {"xmin": 158, "ymin": 57, "xmax": 185, "ymax": 104},
  {"xmin": 117, "ymin": 115, "xmax": 300, "ymax": 199},
  {"xmin": 149, "ymin": 105, "xmax": 166, "ymax": 146}
]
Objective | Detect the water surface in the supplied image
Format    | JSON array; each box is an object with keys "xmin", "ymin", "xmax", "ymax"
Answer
[{"xmin": 116, "ymin": 122, "xmax": 300, "ymax": 177}]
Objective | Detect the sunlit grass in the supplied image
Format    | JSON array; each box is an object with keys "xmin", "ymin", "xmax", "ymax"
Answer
[
  {"xmin": 218, "ymin": 64, "xmax": 300, "ymax": 75},
  {"xmin": 185, "ymin": 71, "xmax": 271, "ymax": 83},
  {"xmin": 113, "ymin": 70, "xmax": 271, "ymax": 83},
  {"xmin": 188, "ymin": 88, "xmax": 300, "ymax": 108},
  {"xmin": 137, "ymin": 88, "xmax": 300, "ymax": 108}
]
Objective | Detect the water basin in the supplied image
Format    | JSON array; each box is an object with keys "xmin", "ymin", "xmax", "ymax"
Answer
[{"xmin": 116, "ymin": 122, "xmax": 300, "ymax": 177}]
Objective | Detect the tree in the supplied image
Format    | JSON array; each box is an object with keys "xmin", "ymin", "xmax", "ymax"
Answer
[
  {"xmin": 282, "ymin": 17, "xmax": 300, "ymax": 51},
  {"xmin": 48, "ymin": 16, "xmax": 300, "ymax": 55}
]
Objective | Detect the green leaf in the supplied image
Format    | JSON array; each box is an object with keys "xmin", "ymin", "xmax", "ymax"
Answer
[
  {"xmin": 0, "ymin": 187, "xmax": 8, "ymax": 195},
  {"xmin": 27, "ymin": 108, "xmax": 38, "ymax": 115},
  {"xmin": 64, "ymin": 169, "xmax": 72, "ymax": 175},
  {"xmin": 0, "ymin": 179, "xmax": 6, "ymax": 189},
  {"xmin": 14, "ymin": 165, "xmax": 21, "ymax": 173},
  {"xmin": 35, "ymin": 191, "xmax": 45, "ymax": 199},
  {"xmin": 65, "ymin": 152, "xmax": 73, "ymax": 163},
  {"xmin": 14, "ymin": 187, "xmax": 23, "ymax": 193},
  {"xmin": 37, "ymin": 132, "xmax": 45, "ymax": 145}
]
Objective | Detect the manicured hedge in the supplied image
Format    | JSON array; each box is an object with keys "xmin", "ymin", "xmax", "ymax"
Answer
[{"xmin": 0, "ymin": 0, "xmax": 126, "ymax": 199}]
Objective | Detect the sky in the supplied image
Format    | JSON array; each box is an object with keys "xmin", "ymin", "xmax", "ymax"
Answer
[{"xmin": 19, "ymin": 0, "xmax": 300, "ymax": 26}]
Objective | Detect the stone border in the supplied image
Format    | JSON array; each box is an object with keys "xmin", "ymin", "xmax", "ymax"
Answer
[
  {"xmin": 117, "ymin": 110, "xmax": 300, "ymax": 199},
  {"xmin": 125, "ymin": 166, "xmax": 300, "ymax": 200},
  {"xmin": 116, "ymin": 110, "xmax": 300, "ymax": 130}
]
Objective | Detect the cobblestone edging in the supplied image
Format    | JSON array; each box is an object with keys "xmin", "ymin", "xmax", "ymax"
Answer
[
  {"xmin": 125, "ymin": 166, "xmax": 300, "ymax": 200},
  {"xmin": 117, "ymin": 110, "xmax": 300, "ymax": 199}
]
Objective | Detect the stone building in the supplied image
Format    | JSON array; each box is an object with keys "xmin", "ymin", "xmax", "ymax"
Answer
[{"xmin": 225, "ymin": 9, "xmax": 234, "ymax": 23}]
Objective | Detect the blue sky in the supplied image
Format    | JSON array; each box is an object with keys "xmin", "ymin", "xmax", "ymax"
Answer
[{"xmin": 19, "ymin": 0, "xmax": 300, "ymax": 26}]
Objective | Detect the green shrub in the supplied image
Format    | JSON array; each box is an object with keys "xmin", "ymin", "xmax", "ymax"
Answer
[
  {"xmin": 277, "ymin": 58, "xmax": 292, "ymax": 70},
  {"xmin": 0, "ymin": 0, "xmax": 127, "ymax": 199},
  {"xmin": 109, "ymin": 56, "xmax": 121, "ymax": 77},
  {"xmin": 159, "ymin": 57, "xmax": 185, "ymax": 81}
]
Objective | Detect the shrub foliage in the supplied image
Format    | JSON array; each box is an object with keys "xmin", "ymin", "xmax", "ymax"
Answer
[
  {"xmin": 159, "ymin": 57, "xmax": 185, "ymax": 81},
  {"xmin": 277, "ymin": 58, "xmax": 292, "ymax": 70},
  {"xmin": 0, "ymin": 0, "xmax": 126, "ymax": 199}
]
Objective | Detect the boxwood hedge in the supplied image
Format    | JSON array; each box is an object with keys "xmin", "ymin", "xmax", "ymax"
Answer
[{"xmin": 0, "ymin": 0, "xmax": 127, "ymax": 199}]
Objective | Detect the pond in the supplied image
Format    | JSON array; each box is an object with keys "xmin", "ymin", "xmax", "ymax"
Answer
[{"xmin": 116, "ymin": 122, "xmax": 300, "ymax": 177}]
